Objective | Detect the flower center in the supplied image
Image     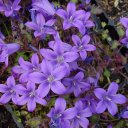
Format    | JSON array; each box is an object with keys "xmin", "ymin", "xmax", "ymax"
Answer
[
  {"xmin": 72, "ymin": 80, "xmax": 76, "ymax": 86},
  {"xmin": 47, "ymin": 75, "xmax": 54, "ymax": 83},
  {"xmin": 105, "ymin": 96, "xmax": 112, "ymax": 101},
  {"xmin": 57, "ymin": 56, "xmax": 64, "ymax": 63},
  {"xmin": 29, "ymin": 91, "xmax": 35, "ymax": 97},
  {"xmin": 76, "ymin": 115, "xmax": 81, "ymax": 119},
  {"xmin": 78, "ymin": 45, "xmax": 84, "ymax": 51},
  {"xmin": 10, "ymin": 89, "xmax": 15, "ymax": 94}
]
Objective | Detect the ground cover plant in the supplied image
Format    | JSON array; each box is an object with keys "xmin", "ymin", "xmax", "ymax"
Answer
[{"xmin": 0, "ymin": 0, "xmax": 128, "ymax": 128}]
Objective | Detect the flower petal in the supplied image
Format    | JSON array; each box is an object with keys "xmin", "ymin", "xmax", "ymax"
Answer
[
  {"xmin": 27, "ymin": 97, "xmax": 36, "ymax": 112},
  {"xmin": 107, "ymin": 82, "xmax": 118, "ymax": 94},
  {"xmin": 7, "ymin": 76, "xmax": 15, "ymax": 87},
  {"xmin": 37, "ymin": 82, "xmax": 50, "ymax": 97},
  {"xmin": 0, "ymin": 84, "xmax": 8, "ymax": 92},
  {"xmin": 67, "ymin": 2, "xmax": 76, "ymax": 16},
  {"xmin": 0, "ymin": 93, "xmax": 11, "ymax": 104},
  {"xmin": 29, "ymin": 72, "xmax": 46, "ymax": 84},
  {"xmin": 79, "ymin": 117, "xmax": 89, "ymax": 128},
  {"xmin": 111, "ymin": 94, "xmax": 126, "ymax": 104},
  {"xmin": 55, "ymin": 98, "xmax": 66, "ymax": 113},
  {"xmin": 96, "ymin": 101, "xmax": 107, "ymax": 113},
  {"xmin": 106, "ymin": 101, "xmax": 118, "ymax": 115},
  {"xmin": 31, "ymin": 53, "xmax": 39, "ymax": 66},
  {"xmin": 25, "ymin": 22, "xmax": 38, "ymax": 30},
  {"xmin": 82, "ymin": 35, "xmax": 90, "ymax": 45},
  {"xmin": 94, "ymin": 88, "xmax": 106, "ymax": 100},
  {"xmin": 80, "ymin": 51, "xmax": 87, "ymax": 60},
  {"xmin": 62, "ymin": 108, "xmax": 76, "ymax": 119},
  {"xmin": 72, "ymin": 35, "xmax": 81, "ymax": 46},
  {"xmin": 36, "ymin": 97, "xmax": 47, "ymax": 105},
  {"xmin": 51, "ymin": 81, "xmax": 66, "ymax": 94},
  {"xmin": 36, "ymin": 13, "xmax": 45, "ymax": 26},
  {"xmin": 56, "ymin": 9, "xmax": 67, "ymax": 19},
  {"xmin": 63, "ymin": 20, "xmax": 72, "ymax": 30},
  {"xmin": 64, "ymin": 51, "xmax": 78, "ymax": 62}
]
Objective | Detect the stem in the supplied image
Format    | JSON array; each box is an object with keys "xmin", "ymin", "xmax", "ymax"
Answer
[{"xmin": 3, "ymin": 23, "xmax": 10, "ymax": 36}]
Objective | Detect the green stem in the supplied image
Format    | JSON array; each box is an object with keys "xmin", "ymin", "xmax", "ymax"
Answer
[{"xmin": 3, "ymin": 23, "xmax": 10, "ymax": 36}]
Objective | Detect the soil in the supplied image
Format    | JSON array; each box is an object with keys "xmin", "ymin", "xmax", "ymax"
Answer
[{"xmin": 95, "ymin": 0, "xmax": 128, "ymax": 21}]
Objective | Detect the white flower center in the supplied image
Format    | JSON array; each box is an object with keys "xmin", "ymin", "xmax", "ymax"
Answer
[
  {"xmin": 47, "ymin": 75, "xmax": 54, "ymax": 83},
  {"xmin": 29, "ymin": 91, "xmax": 35, "ymax": 97},
  {"xmin": 57, "ymin": 56, "xmax": 64, "ymax": 63}
]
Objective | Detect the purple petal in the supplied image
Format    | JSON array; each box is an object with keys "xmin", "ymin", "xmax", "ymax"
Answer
[
  {"xmin": 25, "ymin": 22, "xmax": 38, "ymax": 30},
  {"xmin": 106, "ymin": 102, "xmax": 118, "ymax": 115},
  {"xmin": 51, "ymin": 81, "xmax": 66, "ymax": 94},
  {"xmin": 74, "ymin": 72, "xmax": 84, "ymax": 81},
  {"xmin": 27, "ymin": 97, "xmax": 36, "ymax": 112},
  {"xmin": 84, "ymin": 44, "xmax": 96, "ymax": 51},
  {"xmin": 27, "ymin": 81, "xmax": 35, "ymax": 90},
  {"xmin": 74, "ymin": 87, "xmax": 82, "ymax": 97},
  {"xmin": 107, "ymin": 82, "xmax": 118, "ymax": 94},
  {"xmin": 19, "ymin": 72, "xmax": 29, "ymax": 83},
  {"xmin": 80, "ymin": 51, "xmax": 87, "ymax": 60},
  {"xmin": 31, "ymin": 53, "xmax": 39, "ymax": 66},
  {"xmin": 82, "ymin": 35, "xmax": 90, "ymax": 45},
  {"xmin": 12, "ymin": 0, "xmax": 21, "ymax": 9},
  {"xmin": 85, "ymin": 21, "xmax": 95, "ymax": 28},
  {"xmin": 0, "ymin": 93, "xmax": 11, "ymax": 104},
  {"xmin": 73, "ymin": 10, "xmax": 85, "ymax": 20},
  {"xmin": 18, "ymin": 57, "xmax": 33, "ymax": 71},
  {"xmin": 56, "ymin": 9, "xmax": 67, "ymax": 19},
  {"xmin": 54, "ymin": 41, "xmax": 64, "ymax": 55},
  {"xmin": 96, "ymin": 101, "xmax": 107, "ymax": 113},
  {"xmin": 67, "ymin": 2, "xmax": 76, "ymax": 16},
  {"xmin": 63, "ymin": 20, "xmax": 72, "ymax": 30},
  {"xmin": 40, "ymin": 48, "xmax": 56, "ymax": 60},
  {"xmin": 37, "ymin": 82, "xmax": 50, "ymax": 97},
  {"xmin": 62, "ymin": 108, "xmax": 76, "ymax": 119},
  {"xmin": 6, "ymin": 43, "xmax": 20, "ymax": 55},
  {"xmin": 18, "ymin": 95, "xmax": 28, "ymax": 105},
  {"xmin": 7, "ymin": 76, "xmax": 15, "ymax": 87},
  {"xmin": 72, "ymin": 35, "xmax": 81, "ymax": 46},
  {"xmin": 5, "ymin": 10, "xmax": 13, "ymax": 17},
  {"xmin": 15, "ymin": 85, "xmax": 28, "ymax": 95},
  {"xmin": 94, "ymin": 88, "xmax": 106, "ymax": 100},
  {"xmin": 36, "ymin": 13, "xmax": 45, "ymax": 26},
  {"xmin": 79, "ymin": 108, "xmax": 92, "ymax": 117},
  {"xmin": 122, "ymin": 111, "xmax": 128, "ymax": 118},
  {"xmin": 120, "ymin": 17, "xmax": 128, "ymax": 28},
  {"xmin": 79, "ymin": 117, "xmax": 89, "ymax": 128},
  {"xmin": 12, "ymin": 65, "xmax": 24, "ymax": 74},
  {"xmin": 29, "ymin": 72, "xmax": 46, "ymax": 84},
  {"xmin": 53, "ymin": 66, "xmax": 66, "ymax": 80},
  {"xmin": 12, "ymin": 93, "xmax": 19, "ymax": 104},
  {"xmin": 72, "ymin": 20, "xmax": 83, "ymax": 30},
  {"xmin": 111, "ymin": 94, "xmax": 126, "ymax": 104},
  {"xmin": 46, "ymin": 19, "xmax": 56, "ymax": 26},
  {"xmin": 55, "ymin": 98, "xmax": 66, "ymax": 113},
  {"xmin": 0, "ymin": 84, "xmax": 8, "ymax": 92},
  {"xmin": 36, "ymin": 97, "xmax": 47, "ymax": 105},
  {"xmin": 84, "ymin": 12, "xmax": 91, "ymax": 21},
  {"xmin": 64, "ymin": 52, "xmax": 78, "ymax": 62}
]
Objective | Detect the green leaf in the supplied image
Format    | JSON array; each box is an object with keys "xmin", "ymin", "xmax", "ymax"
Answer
[{"xmin": 103, "ymin": 68, "xmax": 110, "ymax": 78}]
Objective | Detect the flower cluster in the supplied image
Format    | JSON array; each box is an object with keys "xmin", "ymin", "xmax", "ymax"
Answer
[{"xmin": 0, "ymin": 0, "xmax": 127, "ymax": 127}]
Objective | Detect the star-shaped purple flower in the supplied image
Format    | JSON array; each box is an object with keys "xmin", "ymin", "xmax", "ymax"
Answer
[
  {"xmin": 47, "ymin": 98, "xmax": 76, "ymax": 128},
  {"xmin": 12, "ymin": 53, "xmax": 41, "ymax": 83},
  {"xmin": 70, "ymin": 101, "xmax": 92, "ymax": 128},
  {"xmin": 72, "ymin": 34, "xmax": 96, "ymax": 60},
  {"xmin": 0, "ymin": 76, "xmax": 19, "ymax": 104},
  {"xmin": 16, "ymin": 81, "xmax": 47, "ymax": 112},
  {"xmin": 0, "ymin": 0, "xmax": 21, "ymax": 17},
  {"xmin": 25, "ymin": 13, "xmax": 56, "ymax": 38},
  {"xmin": 29, "ymin": 60, "xmax": 66, "ymax": 97},
  {"xmin": 94, "ymin": 82, "xmax": 127, "ymax": 115},
  {"xmin": 56, "ymin": 2, "xmax": 85, "ymax": 31},
  {"xmin": 120, "ymin": 17, "xmax": 128, "ymax": 29},
  {"xmin": 62, "ymin": 72, "xmax": 90, "ymax": 97},
  {"xmin": 40, "ymin": 40, "xmax": 78, "ymax": 69}
]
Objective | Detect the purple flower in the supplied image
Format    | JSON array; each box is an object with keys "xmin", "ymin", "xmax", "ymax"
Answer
[
  {"xmin": 80, "ymin": 12, "xmax": 95, "ymax": 35},
  {"xmin": 85, "ymin": 0, "xmax": 91, "ymax": 4},
  {"xmin": 70, "ymin": 101, "xmax": 92, "ymax": 128},
  {"xmin": 62, "ymin": 72, "xmax": 90, "ymax": 97},
  {"xmin": 29, "ymin": 60, "xmax": 66, "ymax": 97},
  {"xmin": 120, "ymin": 17, "xmax": 128, "ymax": 29},
  {"xmin": 32, "ymin": 0, "xmax": 56, "ymax": 16},
  {"xmin": 94, "ymin": 82, "xmax": 127, "ymax": 115},
  {"xmin": 0, "ymin": 42, "xmax": 20, "ymax": 66},
  {"xmin": 12, "ymin": 53, "xmax": 41, "ymax": 83},
  {"xmin": 121, "ymin": 29, "xmax": 128, "ymax": 48},
  {"xmin": 81, "ymin": 95, "xmax": 98, "ymax": 113},
  {"xmin": 0, "ymin": 76, "xmax": 19, "ymax": 104},
  {"xmin": 0, "ymin": 0, "xmax": 21, "ymax": 17},
  {"xmin": 56, "ymin": 2, "xmax": 85, "ymax": 31},
  {"xmin": 25, "ymin": 13, "xmax": 56, "ymax": 38},
  {"xmin": 40, "ymin": 41, "xmax": 78, "ymax": 68},
  {"xmin": 72, "ymin": 34, "xmax": 96, "ymax": 60},
  {"xmin": 16, "ymin": 81, "xmax": 47, "ymax": 112},
  {"xmin": 47, "ymin": 98, "xmax": 76, "ymax": 128}
]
